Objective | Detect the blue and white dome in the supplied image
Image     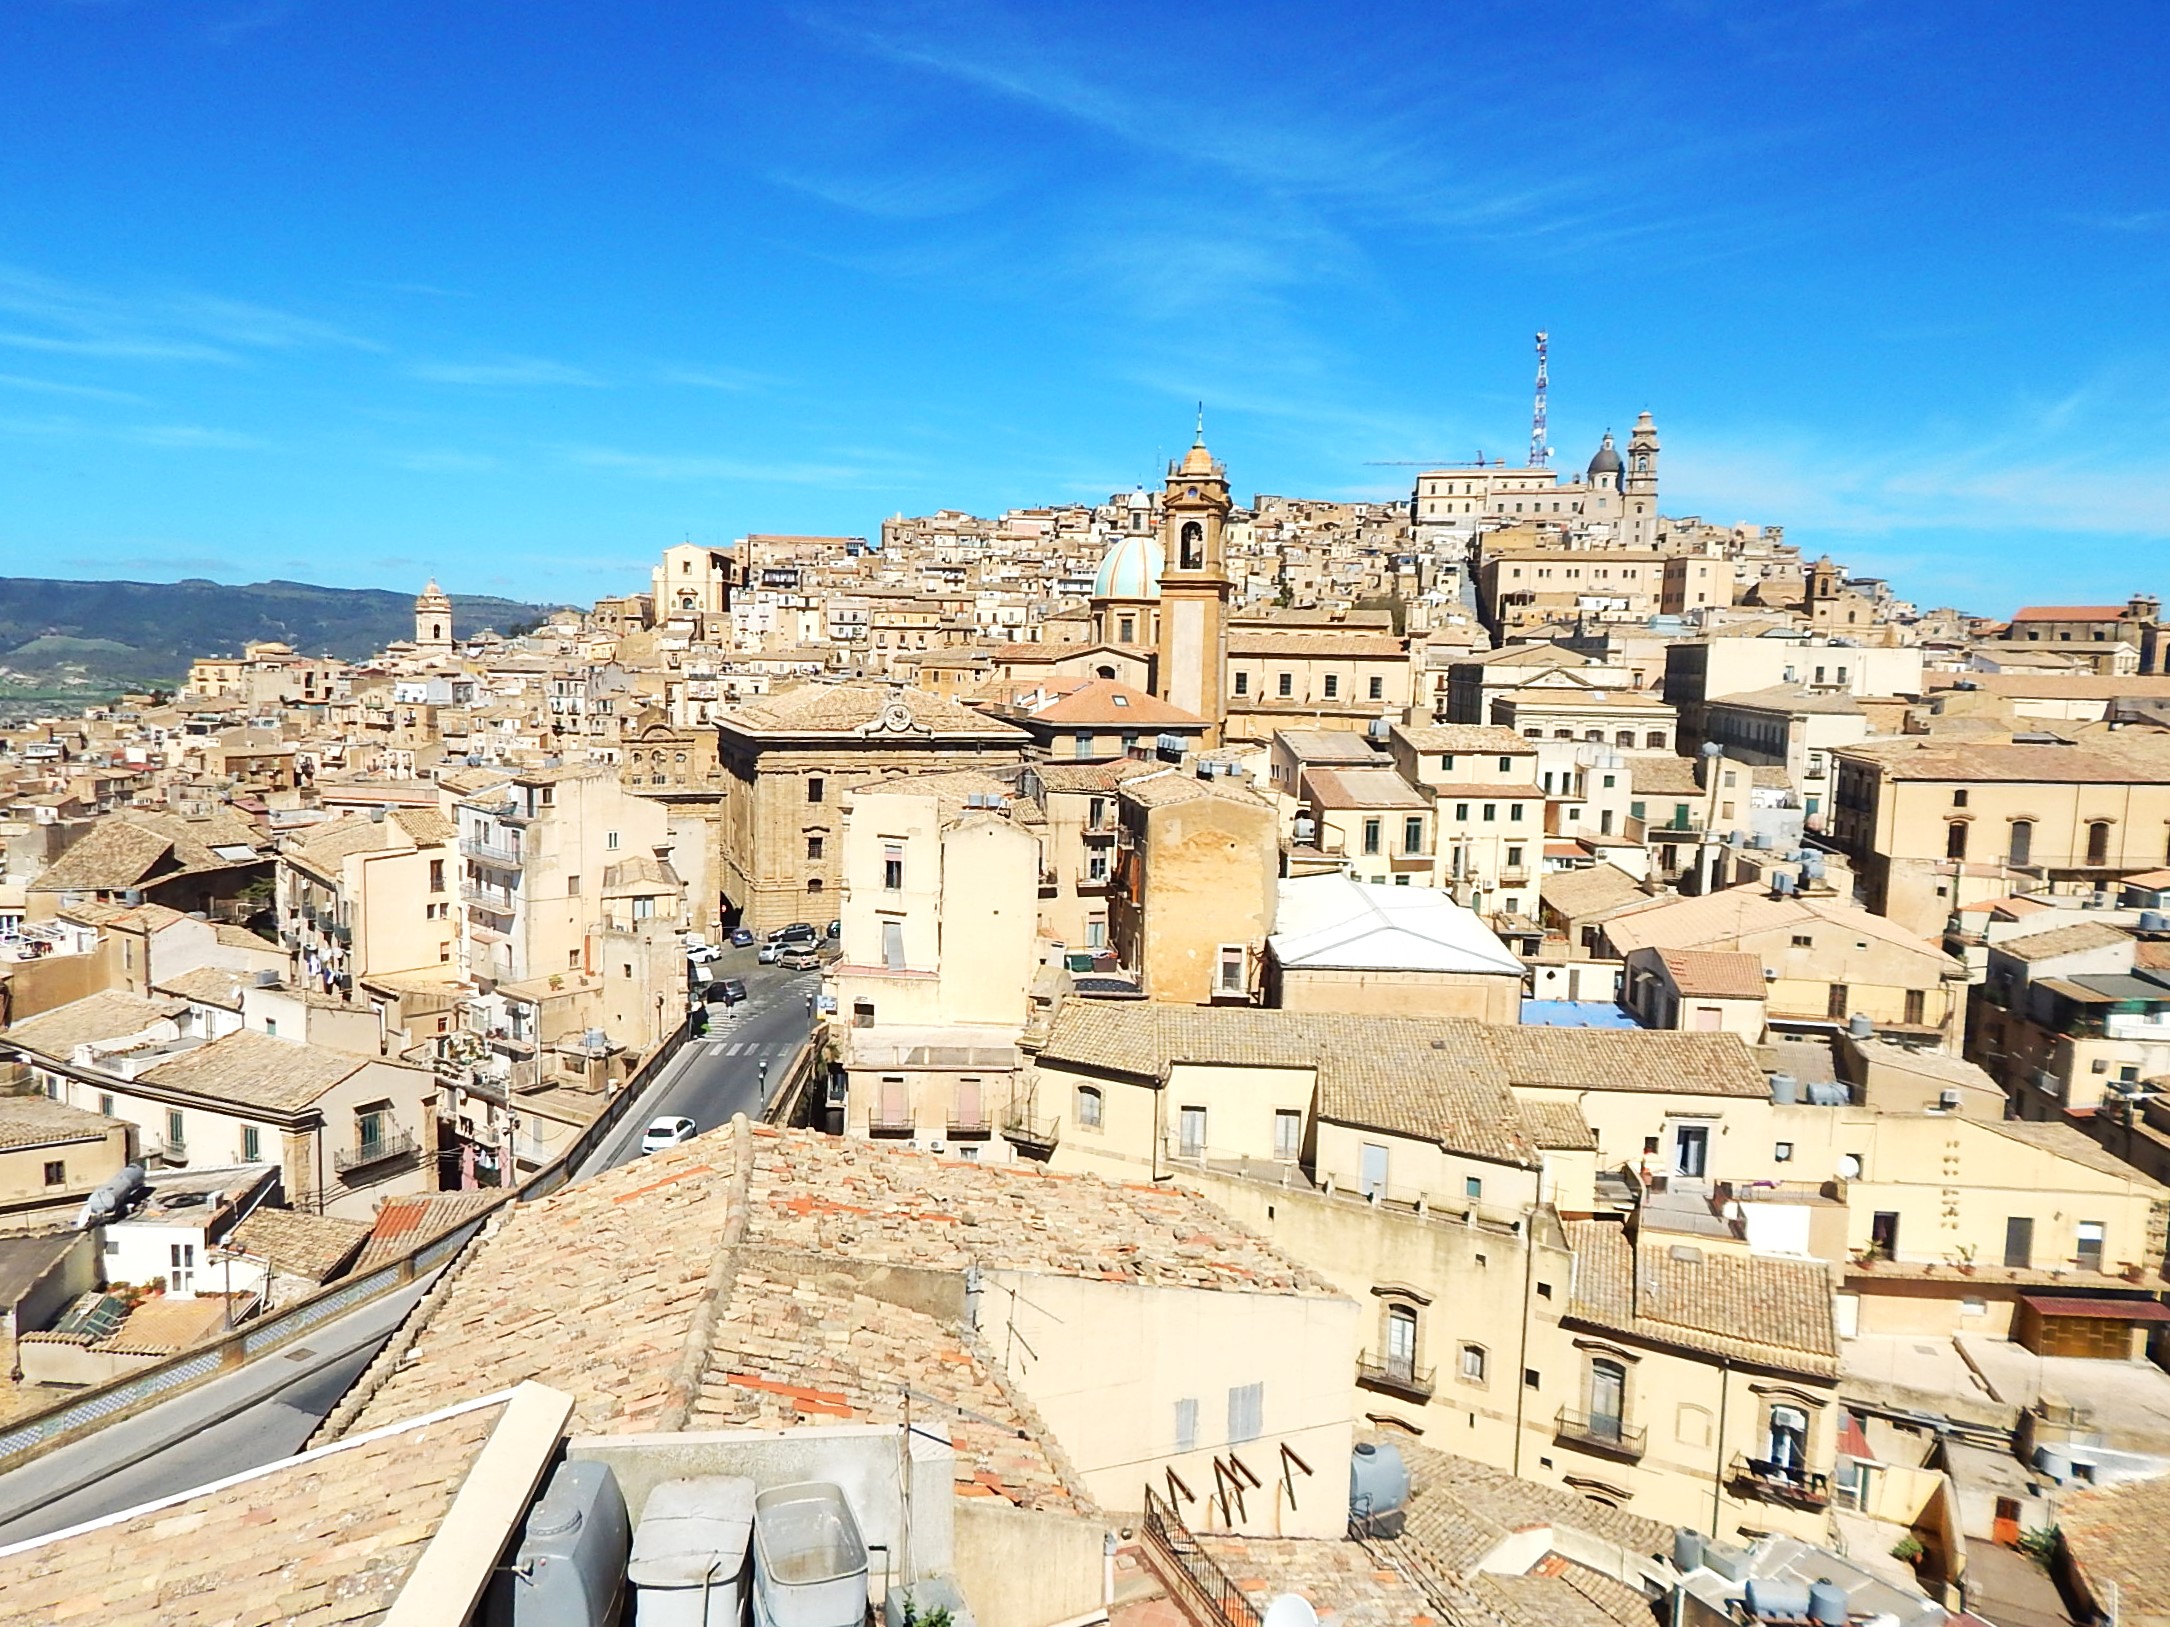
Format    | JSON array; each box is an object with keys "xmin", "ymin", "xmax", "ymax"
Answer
[{"xmin": 1093, "ymin": 532, "xmax": 1164, "ymax": 599}]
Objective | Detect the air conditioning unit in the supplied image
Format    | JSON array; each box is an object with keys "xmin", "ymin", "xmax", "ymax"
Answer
[{"xmin": 1937, "ymin": 1090, "xmax": 1961, "ymax": 1112}]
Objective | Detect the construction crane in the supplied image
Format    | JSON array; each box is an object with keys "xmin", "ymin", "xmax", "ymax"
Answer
[{"xmin": 1529, "ymin": 330, "xmax": 1551, "ymax": 469}]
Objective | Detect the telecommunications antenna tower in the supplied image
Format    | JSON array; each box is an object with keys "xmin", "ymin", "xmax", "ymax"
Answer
[{"xmin": 1529, "ymin": 330, "xmax": 1552, "ymax": 468}]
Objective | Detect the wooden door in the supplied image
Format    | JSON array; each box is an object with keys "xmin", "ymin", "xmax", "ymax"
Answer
[{"xmin": 1992, "ymin": 1497, "xmax": 2022, "ymax": 1547}]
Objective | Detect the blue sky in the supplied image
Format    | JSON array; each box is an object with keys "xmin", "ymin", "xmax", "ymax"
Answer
[{"xmin": 0, "ymin": 2, "xmax": 2164, "ymax": 614}]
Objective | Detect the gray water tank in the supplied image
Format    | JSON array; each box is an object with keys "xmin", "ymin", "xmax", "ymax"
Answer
[
  {"xmin": 1745, "ymin": 1578, "xmax": 1813, "ymax": 1620},
  {"xmin": 74, "ymin": 1163, "xmax": 147, "ymax": 1229},
  {"xmin": 752, "ymin": 1482, "xmax": 868, "ymax": 1627},
  {"xmin": 486, "ymin": 1459, "xmax": 630, "ymax": 1627},
  {"xmin": 1349, "ymin": 1441, "xmax": 1409, "ymax": 1532},
  {"xmin": 631, "ymin": 1475, "xmax": 757, "ymax": 1627},
  {"xmin": 1806, "ymin": 1081, "xmax": 1850, "ymax": 1107},
  {"xmin": 1847, "ymin": 1012, "xmax": 1873, "ymax": 1040},
  {"xmin": 1771, "ymin": 872, "xmax": 1796, "ymax": 896},
  {"xmin": 1769, "ymin": 1073, "xmax": 1799, "ymax": 1106},
  {"xmin": 2141, "ymin": 910, "xmax": 2170, "ymax": 933},
  {"xmin": 1808, "ymin": 1581, "xmax": 1849, "ymax": 1626},
  {"xmin": 1672, "ymin": 1528, "xmax": 1704, "ymax": 1573}
]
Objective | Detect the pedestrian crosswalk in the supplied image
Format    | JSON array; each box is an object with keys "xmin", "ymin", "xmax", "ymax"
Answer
[{"xmin": 707, "ymin": 1040, "xmax": 789, "ymax": 1057}]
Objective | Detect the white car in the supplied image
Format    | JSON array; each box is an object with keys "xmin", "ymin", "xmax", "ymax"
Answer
[
  {"xmin": 683, "ymin": 939, "xmax": 722, "ymax": 967},
  {"xmin": 756, "ymin": 941, "xmax": 783, "ymax": 965},
  {"xmin": 639, "ymin": 1115, "xmax": 699, "ymax": 1155}
]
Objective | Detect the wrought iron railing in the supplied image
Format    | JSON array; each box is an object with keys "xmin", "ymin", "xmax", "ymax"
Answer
[
  {"xmin": 1142, "ymin": 1485, "xmax": 1261, "ymax": 1627},
  {"xmin": 1556, "ymin": 1408, "xmax": 1647, "ymax": 1459},
  {"xmin": 334, "ymin": 1128, "xmax": 418, "ymax": 1174}
]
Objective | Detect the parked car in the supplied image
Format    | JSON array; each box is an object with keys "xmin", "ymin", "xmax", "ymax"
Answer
[
  {"xmin": 683, "ymin": 938, "xmax": 721, "ymax": 966},
  {"xmin": 708, "ymin": 978, "xmax": 748, "ymax": 1005},
  {"xmin": 777, "ymin": 923, "xmax": 818, "ymax": 948},
  {"xmin": 639, "ymin": 1115, "xmax": 698, "ymax": 1154},
  {"xmin": 825, "ymin": 919, "xmax": 842, "ymax": 940},
  {"xmin": 756, "ymin": 941, "xmax": 784, "ymax": 965},
  {"xmin": 778, "ymin": 946, "xmax": 822, "ymax": 971},
  {"xmin": 729, "ymin": 927, "xmax": 757, "ymax": 948}
]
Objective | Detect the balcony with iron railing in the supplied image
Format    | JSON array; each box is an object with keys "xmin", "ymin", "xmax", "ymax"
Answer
[
  {"xmin": 334, "ymin": 1127, "xmax": 418, "ymax": 1175},
  {"xmin": 1729, "ymin": 1455, "xmax": 1829, "ymax": 1509},
  {"xmin": 460, "ymin": 834, "xmax": 524, "ymax": 867},
  {"xmin": 947, "ymin": 1113, "xmax": 992, "ymax": 1141},
  {"xmin": 1356, "ymin": 1352, "xmax": 1436, "ymax": 1402},
  {"xmin": 868, "ymin": 1110, "xmax": 916, "ymax": 1139},
  {"xmin": 1555, "ymin": 1408, "xmax": 1647, "ymax": 1461},
  {"xmin": 1001, "ymin": 1107, "xmax": 1060, "ymax": 1155},
  {"xmin": 462, "ymin": 882, "xmax": 519, "ymax": 914}
]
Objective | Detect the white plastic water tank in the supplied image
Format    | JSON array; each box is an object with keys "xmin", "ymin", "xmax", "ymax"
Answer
[
  {"xmin": 752, "ymin": 1482, "xmax": 868, "ymax": 1627},
  {"xmin": 631, "ymin": 1475, "xmax": 758, "ymax": 1627}
]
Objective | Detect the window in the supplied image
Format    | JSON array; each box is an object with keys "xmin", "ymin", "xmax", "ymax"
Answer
[
  {"xmin": 1273, "ymin": 1109, "xmax": 1301, "ymax": 1161},
  {"xmin": 1277, "ymin": 672, "xmax": 1293, "ymax": 698},
  {"xmin": 883, "ymin": 847, "xmax": 904, "ymax": 890},
  {"xmin": 1791, "ymin": 934, "xmax": 1813, "ymax": 948},
  {"xmin": 2004, "ymin": 1215, "xmax": 2033, "ymax": 1269},
  {"xmin": 1217, "ymin": 944, "xmax": 1245, "ymax": 996},
  {"xmin": 2009, "ymin": 820, "xmax": 2033, "ymax": 867},
  {"xmin": 1509, "ymin": 803, "xmax": 1524, "ymax": 822},
  {"xmin": 42, "ymin": 1160, "xmax": 63, "ymax": 1187},
  {"xmin": 98, "ymin": 1092, "xmax": 114, "ymax": 1116},
  {"xmin": 2076, "ymin": 1220, "xmax": 2106, "ymax": 1272},
  {"xmin": 1362, "ymin": 818, "xmax": 1381, "ymax": 856},
  {"xmin": 1904, "ymin": 988, "xmax": 1926, "ymax": 1025},
  {"xmin": 806, "ymin": 877, "xmax": 823, "ymax": 894},
  {"xmin": 1674, "ymin": 1123, "xmax": 1709, "ymax": 1178},
  {"xmin": 1827, "ymin": 983, "xmax": 1849, "ymax": 1020},
  {"xmin": 1455, "ymin": 803, "xmax": 1470, "ymax": 821},
  {"xmin": 1460, "ymin": 1344, "xmax": 1487, "ymax": 1384},
  {"xmin": 882, "ymin": 920, "xmax": 906, "ymax": 971},
  {"xmin": 1766, "ymin": 1405, "xmax": 1809, "ymax": 1475},
  {"xmin": 243, "ymin": 1125, "xmax": 260, "ymax": 1162},
  {"xmin": 1946, "ymin": 821, "xmax": 1968, "ymax": 860},
  {"xmin": 1774, "ymin": 1141, "xmax": 1793, "ymax": 1163},
  {"xmin": 805, "ymin": 835, "xmax": 825, "ymax": 860},
  {"xmin": 1385, "ymin": 1305, "xmax": 1419, "ymax": 1383},
  {"xmin": 1369, "ymin": 676, "xmax": 1384, "ymax": 701},
  {"xmin": 1360, "ymin": 1142, "xmax": 1388, "ymax": 1200},
  {"xmin": 1227, "ymin": 1382, "xmax": 1263, "ymax": 1444},
  {"xmin": 1587, "ymin": 1358, "xmax": 1628, "ymax": 1442},
  {"xmin": 1179, "ymin": 1106, "xmax": 1207, "ymax": 1158},
  {"xmin": 1482, "ymin": 803, "xmax": 1497, "ymax": 822},
  {"xmin": 1174, "ymin": 1397, "xmax": 1198, "ymax": 1454},
  {"xmin": 1077, "ymin": 1085, "xmax": 1104, "ymax": 1129},
  {"xmin": 1118, "ymin": 615, "xmax": 1134, "ymax": 642},
  {"xmin": 1404, "ymin": 816, "xmax": 1424, "ymax": 855},
  {"xmin": 606, "ymin": 830, "xmax": 620, "ymax": 850},
  {"xmin": 1440, "ymin": 754, "xmax": 1456, "ymax": 772},
  {"xmin": 1952, "ymin": 789, "xmax": 1969, "ymax": 808},
  {"xmin": 2088, "ymin": 821, "xmax": 2111, "ymax": 867},
  {"xmin": 1233, "ymin": 671, "xmax": 1249, "ymax": 696},
  {"xmin": 1464, "ymin": 1175, "xmax": 1483, "ymax": 1201},
  {"xmin": 167, "ymin": 1109, "xmax": 184, "ymax": 1148},
  {"xmin": 566, "ymin": 873, "xmax": 580, "ymax": 896},
  {"xmin": 807, "ymin": 776, "xmax": 825, "ymax": 803},
  {"xmin": 1323, "ymin": 674, "xmax": 1339, "ymax": 699},
  {"xmin": 428, "ymin": 859, "xmax": 445, "ymax": 893},
  {"xmin": 1074, "ymin": 733, "xmax": 1095, "ymax": 759},
  {"xmin": 853, "ymin": 1000, "xmax": 875, "ymax": 1029}
]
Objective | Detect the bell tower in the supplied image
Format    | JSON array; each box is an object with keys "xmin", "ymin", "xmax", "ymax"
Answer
[
  {"xmin": 1154, "ymin": 411, "xmax": 1232, "ymax": 742},
  {"xmin": 1624, "ymin": 411, "xmax": 1660, "ymax": 550},
  {"xmin": 414, "ymin": 579, "xmax": 454, "ymax": 654}
]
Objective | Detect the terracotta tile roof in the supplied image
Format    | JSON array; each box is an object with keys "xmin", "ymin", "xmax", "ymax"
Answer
[
  {"xmin": 1021, "ymin": 678, "xmax": 1205, "ymax": 728},
  {"xmin": 229, "ymin": 1208, "xmax": 372, "ymax": 1283},
  {"xmin": 2061, "ymin": 1471, "xmax": 2170, "ymax": 1627},
  {"xmin": 1388, "ymin": 1436, "xmax": 1674, "ymax": 1574},
  {"xmin": 691, "ymin": 1269, "xmax": 1084, "ymax": 1512},
  {"xmin": 1564, "ymin": 1221, "xmax": 1838, "ymax": 1376},
  {"xmin": 1652, "ymin": 948, "xmax": 1767, "ymax": 1001},
  {"xmin": 2010, "ymin": 605, "xmax": 2128, "ymax": 620},
  {"xmin": 1601, "ymin": 888, "xmax": 1945, "ymax": 961},
  {"xmin": 353, "ymin": 1190, "xmax": 506, "ymax": 1273},
  {"xmin": 153, "ymin": 963, "xmax": 250, "ymax": 1010},
  {"xmin": 29, "ymin": 809, "xmax": 263, "ymax": 894},
  {"xmin": 1839, "ymin": 735, "xmax": 2170, "ymax": 780},
  {"xmin": 1522, "ymin": 1100, "xmax": 1594, "ymax": 1151},
  {"xmin": 1192, "ymin": 1533, "xmax": 1453, "ymax": 1627},
  {"xmin": 1030, "ymin": 759, "xmax": 1164, "ymax": 794},
  {"xmin": 1226, "ymin": 631, "xmax": 1405, "ymax": 658},
  {"xmin": 1539, "ymin": 864, "xmax": 1648, "ymax": 920},
  {"xmin": 98, "ymin": 1293, "xmax": 242, "ymax": 1355},
  {"xmin": 0, "ymin": 1092, "xmax": 123, "ymax": 1152},
  {"xmin": 0, "ymin": 1394, "xmax": 510, "ymax": 1625},
  {"xmin": 1972, "ymin": 1117, "xmax": 2170, "ymax": 1189},
  {"xmin": 138, "ymin": 1029, "xmax": 377, "ymax": 1115},
  {"xmin": 1304, "ymin": 767, "xmax": 1429, "ymax": 810},
  {"xmin": 2, "ymin": 990, "xmax": 189, "ymax": 1061},
  {"xmin": 1994, "ymin": 921, "xmax": 2132, "ymax": 962},
  {"xmin": 1119, "ymin": 769, "xmax": 1271, "ymax": 810},
  {"xmin": 1391, "ymin": 724, "xmax": 1533, "ymax": 755},
  {"xmin": 721, "ymin": 681, "xmax": 1029, "ymax": 740}
]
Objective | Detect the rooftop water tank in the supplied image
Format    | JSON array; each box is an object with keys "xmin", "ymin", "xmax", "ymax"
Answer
[
  {"xmin": 485, "ymin": 1458, "xmax": 629, "ymax": 1627},
  {"xmin": 752, "ymin": 1482, "xmax": 868, "ymax": 1627},
  {"xmin": 2141, "ymin": 911, "xmax": 2170, "ymax": 933},
  {"xmin": 1809, "ymin": 1581, "xmax": 1849, "ymax": 1626},
  {"xmin": 1847, "ymin": 1012, "xmax": 1873, "ymax": 1039},
  {"xmin": 1672, "ymin": 1529, "xmax": 1705, "ymax": 1574},
  {"xmin": 73, "ymin": 1163, "xmax": 147, "ymax": 1229},
  {"xmin": 1746, "ymin": 1579, "xmax": 1814, "ymax": 1620},
  {"xmin": 1349, "ymin": 1441, "xmax": 1409, "ymax": 1535},
  {"xmin": 1806, "ymin": 1080, "xmax": 1850, "ymax": 1107},
  {"xmin": 1769, "ymin": 1073, "xmax": 1800, "ymax": 1106},
  {"xmin": 631, "ymin": 1475, "xmax": 757, "ymax": 1627}
]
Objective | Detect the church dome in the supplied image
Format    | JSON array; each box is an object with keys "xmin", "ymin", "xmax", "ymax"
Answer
[
  {"xmin": 1587, "ymin": 433, "xmax": 1622, "ymax": 477},
  {"xmin": 1093, "ymin": 532, "xmax": 1164, "ymax": 599},
  {"xmin": 415, "ymin": 578, "xmax": 452, "ymax": 609}
]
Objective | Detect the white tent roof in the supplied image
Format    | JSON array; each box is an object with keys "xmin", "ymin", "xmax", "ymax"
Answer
[{"xmin": 1268, "ymin": 874, "xmax": 1523, "ymax": 976}]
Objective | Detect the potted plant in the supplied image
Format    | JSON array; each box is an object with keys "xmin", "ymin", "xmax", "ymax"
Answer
[
  {"xmin": 1890, "ymin": 1533, "xmax": 1924, "ymax": 1566},
  {"xmin": 1954, "ymin": 1245, "xmax": 1978, "ymax": 1277}
]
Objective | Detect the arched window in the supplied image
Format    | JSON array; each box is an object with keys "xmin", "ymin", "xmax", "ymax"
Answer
[
  {"xmin": 1946, "ymin": 821, "xmax": 1969, "ymax": 861},
  {"xmin": 1179, "ymin": 520, "xmax": 1204, "ymax": 570},
  {"xmin": 2088, "ymin": 820, "xmax": 2112, "ymax": 867},
  {"xmin": 1384, "ymin": 1305, "xmax": 1419, "ymax": 1384},
  {"xmin": 1588, "ymin": 1358, "xmax": 1627, "ymax": 1443},
  {"xmin": 1076, "ymin": 1085, "xmax": 1104, "ymax": 1130}
]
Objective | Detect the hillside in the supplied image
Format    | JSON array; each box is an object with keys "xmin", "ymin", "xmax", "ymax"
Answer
[{"xmin": 0, "ymin": 576, "xmax": 565, "ymax": 711}]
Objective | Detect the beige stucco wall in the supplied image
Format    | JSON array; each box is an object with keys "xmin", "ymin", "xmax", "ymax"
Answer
[
  {"xmin": 1271, "ymin": 964, "xmax": 1522, "ymax": 1024},
  {"xmin": 980, "ymin": 1269, "xmax": 1357, "ymax": 1538}
]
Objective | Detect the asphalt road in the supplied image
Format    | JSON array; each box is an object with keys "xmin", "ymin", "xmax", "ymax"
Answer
[
  {"xmin": 0, "ymin": 949, "xmax": 820, "ymax": 1547},
  {"xmin": 576, "ymin": 953, "xmax": 821, "ymax": 1178}
]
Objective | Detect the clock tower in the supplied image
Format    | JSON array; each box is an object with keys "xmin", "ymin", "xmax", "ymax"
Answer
[{"xmin": 1154, "ymin": 413, "xmax": 1232, "ymax": 743}]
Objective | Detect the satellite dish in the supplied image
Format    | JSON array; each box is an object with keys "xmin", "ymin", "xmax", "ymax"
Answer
[{"xmin": 1264, "ymin": 1597, "xmax": 1319, "ymax": 1627}]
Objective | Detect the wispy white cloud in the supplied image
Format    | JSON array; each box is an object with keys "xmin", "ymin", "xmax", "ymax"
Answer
[
  {"xmin": 410, "ymin": 356, "xmax": 604, "ymax": 388},
  {"xmin": 562, "ymin": 443, "xmax": 903, "ymax": 485},
  {"xmin": 0, "ymin": 372, "xmax": 149, "ymax": 404},
  {"xmin": 0, "ymin": 263, "xmax": 377, "ymax": 366},
  {"xmin": 658, "ymin": 364, "xmax": 774, "ymax": 393}
]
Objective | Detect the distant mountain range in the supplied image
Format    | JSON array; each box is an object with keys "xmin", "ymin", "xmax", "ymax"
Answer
[{"xmin": 0, "ymin": 576, "xmax": 566, "ymax": 712}]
